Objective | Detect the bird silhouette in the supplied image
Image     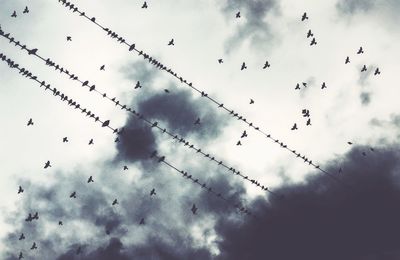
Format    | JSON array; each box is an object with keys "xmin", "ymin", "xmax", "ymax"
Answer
[
  {"xmin": 357, "ymin": 47, "xmax": 364, "ymax": 54},
  {"xmin": 150, "ymin": 188, "xmax": 156, "ymax": 196},
  {"xmin": 361, "ymin": 65, "xmax": 367, "ymax": 72},
  {"xmin": 236, "ymin": 140, "xmax": 242, "ymax": 146},
  {"xmin": 164, "ymin": 89, "xmax": 170, "ymax": 93},
  {"xmin": 168, "ymin": 39, "xmax": 175, "ymax": 46},
  {"xmin": 306, "ymin": 118, "xmax": 311, "ymax": 126},
  {"xmin": 23, "ymin": 6, "xmax": 29, "ymax": 14},
  {"xmin": 250, "ymin": 99, "xmax": 254, "ymax": 104},
  {"xmin": 307, "ymin": 29, "xmax": 313, "ymax": 38},
  {"xmin": 241, "ymin": 130, "xmax": 248, "ymax": 138},
  {"xmin": 295, "ymin": 83, "xmax": 300, "ymax": 90},
  {"xmin": 374, "ymin": 68, "xmax": 381, "ymax": 75},
  {"xmin": 18, "ymin": 233, "xmax": 25, "ymax": 240},
  {"xmin": 310, "ymin": 38, "xmax": 317, "ymax": 46},
  {"xmin": 345, "ymin": 56, "xmax": 350, "ymax": 64},
  {"xmin": 62, "ymin": 137, "xmax": 68, "ymax": 143},
  {"xmin": 67, "ymin": 36, "xmax": 72, "ymax": 41},
  {"xmin": 18, "ymin": 186, "xmax": 24, "ymax": 194},
  {"xmin": 301, "ymin": 12, "xmax": 308, "ymax": 21},
  {"xmin": 30, "ymin": 242, "xmax": 37, "ymax": 250},
  {"xmin": 135, "ymin": 81, "xmax": 142, "ymax": 89},
  {"xmin": 291, "ymin": 123, "xmax": 298, "ymax": 130},
  {"xmin": 141, "ymin": 1, "xmax": 148, "ymax": 8},
  {"xmin": 18, "ymin": 252, "xmax": 23, "ymax": 259},
  {"xmin": 158, "ymin": 156, "xmax": 165, "ymax": 162},
  {"xmin": 194, "ymin": 118, "xmax": 201, "ymax": 125},
  {"xmin": 236, "ymin": 12, "xmax": 241, "ymax": 18},
  {"xmin": 321, "ymin": 82, "xmax": 327, "ymax": 89},
  {"xmin": 87, "ymin": 176, "xmax": 94, "ymax": 183},
  {"xmin": 262, "ymin": 61, "xmax": 270, "ymax": 69},
  {"xmin": 218, "ymin": 59, "xmax": 223, "ymax": 64},
  {"xmin": 139, "ymin": 218, "xmax": 145, "ymax": 225},
  {"xmin": 27, "ymin": 118, "xmax": 34, "ymax": 126},
  {"xmin": 302, "ymin": 82, "xmax": 308, "ymax": 87},
  {"xmin": 100, "ymin": 65, "xmax": 105, "ymax": 71},
  {"xmin": 112, "ymin": 199, "xmax": 118, "ymax": 206},
  {"xmin": 191, "ymin": 204, "xmax": 198, "ymax": 214},
  {"xmin": 123, "ymin": 165, "xmax": 128, "ymax": 170},
  {"xmin": 347, "ymin": 141, "xmax": 353, "ymax": 145},
  {"xmin": 88, "ymin": 139, "xmax": 94, "ymax": 145},
  {"xmin": 69, "ymin": 191, "xmax": 77, "ymax": 198},
  {"xmin": 58, "ymin": 221, "xmax": 63, "ymax": 225},
  {"xmin": 44, "ymin": 161, "xmax": 51, "ymax": 169},
  {"xmin": 241, "ymin": 62, "xmax": 247, "ymax": 70},
  {"xmin": 11, "ymin": 11, "xmax": 17, "ymax": 18}
]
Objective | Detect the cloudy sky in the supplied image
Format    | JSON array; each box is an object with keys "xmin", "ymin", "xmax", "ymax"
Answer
[{"xmin": 1, "ymin": 0, "xmax": 400, "ymax": 259}]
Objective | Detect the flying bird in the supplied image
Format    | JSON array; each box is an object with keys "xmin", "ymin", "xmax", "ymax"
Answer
[
  {"xmin": 18, "ymin": 186, "xmax": 24, "ymax": 194},
  {"xmin": 345, "ymin": 56, "xmax": 350, "ymax": 64},
  {"xmin": 123, "ymin": 165, "xmax": 128, "ymax": 170},
  {"xmin": 30, "ymin": 242, "xmax": 37, "ymax": 250},
  {"xmin": 23, "ymin": 6, "xmax": 29, "ymax": 14},
  {"xmin": 361, "ymin": 65, "xmax": 367, "ymax": 72},
  {"xmin": 236, "ymin": 140, "xmax": 242, "ymax": 146},
  {"xmin": 241, "ymin": 62, "xmax": 247, "ymax": 70},
  {"xmin": 310, "ymin": 38, "xmax": 317, "ymax": 46},
  {"xmin": 301, "ymin": 12, "xmax": 308, "ymax": 21},
  {"xmin": 112, "ymin": 199, "xmax": 118, "ymax": 206},
  {"xmin": 18, "ymin": 233, "xmax": 25, "ymax": 240},
  {"xmin": 88, "ymin": 139, "xmax": 94, "ymax": 145},
  {"xmin": 347, "ymin": 141, "xmax": 353, "ymax": 145},
  {"xmin": 262, "ymin": 61, "xmax": 270, "ymax": 69},
  {"xmin": 374, "ymin": 68, "xmax": 381, "ymax": 75},
  {"xmin": 321, "ymin": 82, "xmax": 327, "ymax": 89},
  {"xmin": 168, "ymin": 38, "xmax": 175, "ymax": 46},
  {"xmin": 306, "ymin": 118, "xmax": 311, "ymax": 126},
  {"xmin": 191, "ymin": 204, "xmax": 198, "ymax": 214},
  {"xmin": 307, "ymin": 29, "xmax": 313, "ymax": 38},
  {"xmin": 87, "ymin": 176, "xmax": 94, "ymax": 183},
  {"xmin": 249, "ymin": 99, "xmax": 254, "ymax": 104},
  {"xmin": 236, "ymin": 12, "xmax": 241, "ymax": 18},
  {"xmin": 164, "ymin": 89, "xmax": 170, "ymax": 93},
  {"xmin": 62, "ymin": 137, "xmax": 68, "ymax": 143},
  {"xmin": 302, "ymin": 82, "xmax": 308, "ymax": 87},
  {"xmin": 241, "ymin": 130, "xmax": 248, "ymax": 138},
  {"xmin": 139, "ymin": 218, "xmax": 145, "ymax": 225},
  {"xmin": 357, "ymin": 47, "xmax": 364, "ymax": 54},
  {"xmin": 141, "ymin": 1, "xmax": 148, "ymax": 8},
  {"xmin": 194, "ymin": 118, "xmax": 201, "ymax": 125},
  {"xmin": 218, "ymin": 59, "xmax": 223, "ymax": 64},
  {"xmin": 11, "ymin": 11, "xmax": 17, "ymax": 18},
  {"xmin": 69, "ymin": 191, "xmax": 77, "ymax": 198},
  {"xmin": 27, "ymin": 118, "xmax": 34, "ymax": 126},
  {"xmin": 100, "ymin": 65, "xmax": 105, "ymax": 71},
  {"xmin": 135, "ymin": 81, "xmax": 142, "ymax": 89},
  {"xmin": 67, "ymin": 36, "xmax": 72, "ymax": 41},
  {"xmin": 18, "ymin": 252, "xmax": 23, "ymax": 259},
  {"xmin": 58, "ymin": 221, "xmax": 63, "ymax": 225},
  {"xmin": 44, "ymin": 160, "xmax": 51, "ymax": 169},
  {"xmin": 291, "ymin": 123, "xmax": 298, "ymax": 130},
  {"xmin": 150, "ymin": 188, "xmax": 156, "ymax": 196}
]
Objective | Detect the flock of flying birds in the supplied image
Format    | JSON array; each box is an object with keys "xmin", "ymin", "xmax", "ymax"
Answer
[{"xmin": 3, "ymin": 3, "xmax": 382, "ymax": 259}]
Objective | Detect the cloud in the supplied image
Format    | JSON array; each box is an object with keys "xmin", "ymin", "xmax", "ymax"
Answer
[
  {"xmin": 214, "ymin": 144, "xmax": 400, "ymax": 260},
  {"xmin": 336, "ymin": 0, "xmax": 375, "ymax": 14},
  {"xmin": 360, "ymin": 91, "xmax": 371, "ymax": 105}
]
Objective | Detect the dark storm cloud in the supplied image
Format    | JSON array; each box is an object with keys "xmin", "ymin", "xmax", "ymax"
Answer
[
  {"xmin": 221, "ymin": 0, "xmax": 279, "ymax": 53},
  {"xmin": 215, "ymin": 144, "xmax": 400, "ymax": 260}
]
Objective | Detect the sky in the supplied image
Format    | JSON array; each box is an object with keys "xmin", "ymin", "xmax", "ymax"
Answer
[{"xmin": 1, "ymin": 0, "xmax": 400, "ymax": 259}]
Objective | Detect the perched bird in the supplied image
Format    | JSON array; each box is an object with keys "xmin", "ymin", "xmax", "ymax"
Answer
[
  {"xmin": 11, "ymin": 11, "xmax": 17, "ymax": 18},
  {"xmin": 18, "ymin": 233, "xmax": 25, "ymax": 240},
  {"xmin": 236, "ymin": 140, "xmax": 242, "ymax": 146},
  {"xmin": 141, "ymin": 1, "xmax": 148, "ymax": 8},
  {"xmin": 102, "ymin": 120, "xmax": 110, "ymax": 127},
  {"xmin": 67, "ymin": 36, "xmax": 72, "ymax": 41},
  {"xmin": 310, "ymin": 38, "xmax": 317, "ymax": 46},
  {"xmin": 306, "ymin": 118, "xmax": 311, "ymax": 126},
  {"xmin": 262, "ymin": 61, "xmax": 270, "ymax": 69},
  {"xmin": 87, "ymin": 176, "xmax": 94, "ymax": 183},
  {"xmin": 374, "ymin": 68, "xmax": 381, "ymax": 75},
  {"xmin": 23, "ymin": 6, "xmax": 29, "ymax": 14},
  {"xmin": 139, "ymin": 218, "xmax": 145, "ymax": 225},
  {"xmin": 62, "ymin": 137, "xmax": 68, "ymax": 143},
  {"xmin": 357, "ymin": 47, "xmax": 364, "ymax": 54},
  {"xmin": 194, "ymin": 118, "xmax": 201, "ymax": 125},
  {"xmin": 112, "ymin": 199, "xmax": 118, "ymax": 206},
  {"xmin": 135, "ymin": 81, "xmax": 142, "ymax": 89},
  {"xmin": 218, "ymin": 59, "xmax": 223, "ymax": 64},
  {"xmin": 123, "ymin": 165, "xmax": 128, "ymax": 170},
  {"xmin": 301, "ymin": 12, "xmax": 308, "ymax": 21},
  {"xmin": 69, "ymin": 191, "xmax": 77, "ymax": 198},
  {"xmin": 158, "ymin": 156, "xmax": 165, "ymax": 163},
  {"xmin": 250, "ymin": 99, "xmax": 255, "ymax": 104},
  {"xmin": 241, "ymin": 130, "xmax": 248, "ymax": 138},
  {"xmin": 345, "ymin": 56, "xmax": 350, "ymax": 64},
  {"xmin": 191, "ymin": 204, "xmax": 198, "ymax": 214},
  {"xmin": 241, "ymin": 62, "xmax": 247, "ymax": 70},
  {"xmin": 168, "ymin": 38, "xmax": 175, "ymax": 46},
  {"xmin": 88, "ymin": 139, "xmax": 94, "ymax": 145},
  {"xmin": 291, "ymin": 123, "xmax": 298, "ymax": 130},
  {"xmin": 321, "ymin": 82, "xmax": 327, "ymax": 89},
  {"xmin": 44, "ymin": 160, "xmax": 51, "ymax": 169},
  {"xmin": 150, "ymin": 188, "xmax": 156, "ymax": 196},
  {"xmin": 100, "ymin": 65, "xmax": 105, "ymax": 71},
  {"xmin": 30, "ymin": 242, "xmax": 37, "ymax": 250},
  {"xmin": 27, "ymin": 118, "xmax": 34, "ymax": 126},
  {"xmin": 18, "ymin": 186, "xmax": 24, "ymax": 194},
  {"xmin": 361, "ymin": 65, "xmax": 367, "ymax": 72},
  {"xmin": 307, "ymin": 29, "xmax": 313, "ymax": 38},
  {"xmin": 236, "ymin": 12, "xmax": 241, "ymax": 18}
]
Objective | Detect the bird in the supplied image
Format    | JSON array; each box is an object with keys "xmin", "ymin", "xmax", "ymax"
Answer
[
  {"xmin": 123, "ymin": 165, "xmax": 128, "ymax": 170},
  {"xmin": 236, "ymin": 140, "xmax": 242, "ymax": 146},
  {"xmin": 11, "ymin": 11, "xmax": 17, "ymax": 18},
  {"xmin": 357, "ymin": 47, "xmax": 364, "ymax": 54},
  {"xmin": 44, "ymin": 161, "xmax": 51, "ymax": 169},
  {"xmin": 374, "ymin": 68, "xmax": 381, "ymax": 75},
  {"xmin": 262, "ymin": 61, "xmax": 270, "ymax": 69},
  {"xmin": 58, "ymin": 221, "xmax": 63, "ymax": 225},
  {"xmin": 307, "ymin": 29, "xmax": 313, "ymax": 38},
  {"xmin": 306, "ymin": 118, "xmax": 311, "ymax": 126},
  {"xmin": 347, "ymin": 141, "xmax": 353, "ymax": 145},
  {"xmin": 30, "ymin": 242, "xmax": 37, "ymax": 250},
  {"xmin": 18, "ymin": 252, "xmax": 23, "ymax": 259},
  {"xmin": 291, "ymin": 123, "xmax": 298, "ymax": 130},
  {"xmin": 168, "ymin": 38, "xmax": 174, "ymax": 46},
  {"xmin": 310, "ymin": 38, "xmax": 317, "ymax": 46},
  {"xmin": 100, "ymin": 65, "xmax": 105, "ymax": 71},
  {"xmin": 62, "ymin": 137, "xmax": 68, "ymax": 143},
  {"xmin": 302, "ymin": 82, "xmax": 308, "ymax": 87},
  {"xmin": 158, "ymin": 156, "xmax": 165, "ymax": 163},
  {"xmin": 102, "ymin": 120, "xmax": 110, "ymax": 127},
  {"xmin": 301, "ymin": 12, "xmax": 308, "ymax": 21},
  {"xmin": 135, "ymin": 81, "xmax": 142, "ymax": 89},
  {"xmin": 164, "ymin": 89, "xmax": 170, "ymax": 93},
  {"xmin": 87, "ymin": 176, "xmax": 94, "ymax": 183},
  {"xmin": 112, "ymin": 199, "xmax": 118, "ymax": 206},
  {"xmin": 69, "ymin": 191, "xmax": 77, "ymax": 198},
  {"xmin": 345, "ymin": 56, "xmax": 350, "ymax": 64},
  {"xmin": 88, "ymin": 139, "xmax": 94, "ymax": 145},
  {"xmin": 150, "ymin": 188, "xmax": 156, "ymax": 196},
  {"xmin": 67, "ymin": 36, "xmax": 72, "ymax": 41},
  {"xmin": 18, "ymin": 186, "xmax": 24, "ymax": 194},
  {"xmin": 241, "ymin": 62, "xmax": 247, "ymax": 70},
  {"xmin": 23, "ymin": 6, "xmax": 29, "ymax": 14},
  {"xmin": 218, "ymin": 59, "xmax": 223, "ymax": 64},
  {"xmin": 250, "ymin": 99, "xmax": 254, "ymax": 104},
  {"xmin": 141, "ymin": 1, "xmax": 148, "ymax": 8},
  {"xmin": 361, "ymin": 65, "xmax": 367, "ymax": 72},
  {"xmin": 191, "ymin": 204, "xmax": 198, "ymax": 214},
  {"xmin": 139, "ymin": 218, "xmax": 145, "ymax": 225},
  {"xmin": 18, "ymin": 233, "xmax": 25, "ymax": 240},
  {"xmin": 236, "ymin": 11, "xmax": 241, "ymax": 18},
  {"xmin": 27, "ymin": 118, "xmax": 34, "ymax": 126},
  {"xmin": 295, "ymin": 83, "xmax": 300, "ymax": 90},
  {"xmin": 33, "ymin": 212, "xmax": 39, "ymax": 220},
  {"xmin": 241, "ymin": 130, "xmax": 248, "ymax": 138},
  {"xmin": 321, "ymin": 82, "xmax": 327, "ymax": 89},
  {"xmin": 194, "ymin": 118, "xmax": 201, "ymax": 125}
]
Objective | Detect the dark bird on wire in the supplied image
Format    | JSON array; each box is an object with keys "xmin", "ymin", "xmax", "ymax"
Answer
[
  {"xmin": 241, "ymin": 62, "xmax": 247, "ymax": 70},
  {"xmin": 100, "ymin": 65, "xmax": 105, "ymax": 71},
  {"xmin": 11, "ymin": 11, "xmax": 17, "ymax": 18},
  {"xmin": 23, "ymin": 6, "xmax": 29, "ymax": 14},
  {"xmin": 307, "ymin": 29, "xmax": 313, "ymax": 38},
  {"xmin": 168, "ymin": 38, "xmax": 175, "ymax": 46},
  {"xmin": 150, "ymin": 188, "xmax": 156, "ymax": 196},
  {"xmin": 30, "ymin": 242, "xmax": 37, "ymax": 250},
  {"xmin": 69, "ymin": 191, "xmax": 77, "ymax": 198},
  {"xmin": 63, "ymin": 137, "xmax": 68, "ymax": 143},
  {"xmin": 67, "ymin": 36, "xmax": 72, "ymax": 41},
  {"xmin": 345, "ymin": 56, "xmax": 350, "ymax": 64},
  {"xmin": 321, "ymin": 82, "xmax": 327, "ymax": 89},
  {"xmin": 102, "ymin": 120, "xmax": 110, "ymax": 127},
  {"xmin": 218, "ymin": 59, "xmax": 223, "ymax": 64},
  {"xmin": 28, "ymin": 48, "xmax": 38, "ymax": 55},
  {"xmin": 44, "ymin": 160, "xmax": 51, "ymax": 169},
  {"xmin": 112, "ymin": 199, "xmax": 118, "ymax": 206},
  {"xmin": 374, "ymin": 67, "xmax": 381, "ymax": 75},
  {"xmin": 88, "ymin": 139, "xmax": 94, "ymax": 145},
  {"xmin": 310, "ymin": 38, "xmax": 317, "ymax": 46},
  {"xmin": 263, "ymin": 61, "xmax": 270, "ymax": 69},
  {"xmin": 19, "ymin": 233, "xmax": 25, "ymax": 240},
  {"xmin": 241, "ymin": 130, "xmax": 248, "ymax": 138},
  {"xmin": 191, "ymin": 204, "xmax": 198, "ymax": 214},
  {"xmin": 291, "ymin": 123, "xmax": 298, "ymax": 130},
  {"xmin": 302, "ymin": 82, "xmax": 308, "ymax": 87},
  {"xmin": 141, "ymin": 1, "xmax": 148, "ymax": 8},
  {"xmin": 357, "ymin": 46, "xmax": 364, "ymax": 54},
  {"xmin": 87, "ymin": 176, "xmax": 94, "ymax": 183},
  {"xmin": 135, "ymin": 81, "xmax": 142, "ymax": 89},
  {"xmin": 301, "ymin": 12, "xmax": 308, "ymax": 21},
  {"xmin": 18, "ymin": 186, "xmax": 24, "ymax": 194},
  {"xmin": 236, "ymin": 12, "xmax": 241, "ymax": 18},
  {"xmin": 361, "ymin": 65, "xmax": 367, "ymax": 72},
  {"xmin": 27, "ymin": 118, "xmax": 34, "ymax": 126}
]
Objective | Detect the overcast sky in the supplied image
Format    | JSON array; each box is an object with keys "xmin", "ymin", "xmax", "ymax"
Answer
[{"xmin": 1, "ymin": 0, "xmax": 400, "ymax": 259}]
